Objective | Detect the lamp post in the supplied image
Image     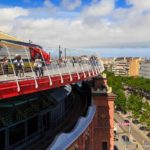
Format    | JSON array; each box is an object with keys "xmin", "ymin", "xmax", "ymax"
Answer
[
  {"xmin": 128, "ymin": 111, "xmax": 132, "ymax": 141},
  {"xmin": 58, "ymin": 45, "xmax": 61, "ymax": 60}
]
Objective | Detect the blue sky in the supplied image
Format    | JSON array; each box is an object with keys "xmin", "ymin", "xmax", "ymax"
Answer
[
  {"xmin": 0, "ymin": 0, "xmax": 131, "ymax": 9},
  {"xmin": 0, "ymin": 0, "xmax": 150, "ymax": 57}
]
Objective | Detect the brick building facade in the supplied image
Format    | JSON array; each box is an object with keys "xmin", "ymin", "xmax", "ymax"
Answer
[
  {"xmin": 67, "ymin": 76, "xmax": 115, "ymax": 150},
  {"xmin": 48, "ymin": 75, "xmax": 115, "ymax": 150}
]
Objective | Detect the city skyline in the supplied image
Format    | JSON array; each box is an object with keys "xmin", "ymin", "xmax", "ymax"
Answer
[
  {"xmin": 49, "ymin": 47, "xmax": 150, "ymax": 58},
  {"xmin": 0, "ymin": 0, "xmax": 150, "ymax": 57}
]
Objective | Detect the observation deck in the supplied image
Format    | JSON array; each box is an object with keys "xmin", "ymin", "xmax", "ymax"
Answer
[{"xmin": 0, "ymin": 40, "xmax": 104, "ymax": 100}]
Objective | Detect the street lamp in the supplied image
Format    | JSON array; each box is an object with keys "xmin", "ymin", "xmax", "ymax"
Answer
[
  {"xmin": 64, "ymin": 48, "xmax": 66, "ymax": 60},
  {"xmin": 58, "ymin": 45, "xmax": 62, "ymax": 60}
]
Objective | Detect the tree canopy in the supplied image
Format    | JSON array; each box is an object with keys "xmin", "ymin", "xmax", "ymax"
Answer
[{"xmin": 105, "ymin": 71, "xmax": 150, "ymax": 128}]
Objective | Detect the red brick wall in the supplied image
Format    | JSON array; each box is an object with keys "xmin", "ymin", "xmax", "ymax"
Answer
[
  {"xmin": 67, "ymin": 77, "xmax": 115, "ymax": 150},
  {"xmin": 92, "ymin": 94, "xmax": 115, "ymax": 150}
]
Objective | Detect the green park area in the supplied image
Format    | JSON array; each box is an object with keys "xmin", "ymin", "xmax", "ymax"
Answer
[{"xmin": 106, "ymin": 71, "xmax": 150, "ymax": 129}]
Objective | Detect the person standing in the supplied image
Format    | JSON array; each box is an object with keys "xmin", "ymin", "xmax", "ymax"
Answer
[
  {"xmin": 33, "ymin": 55, "xmax": 43, "ymax": 77},
  {"xmin": 13, "ymin": 54, "xmax": 24, "ymax": 77},
  {"xmin": 72, "ymin": 57, "xmax": 76, "ymax": 67}
]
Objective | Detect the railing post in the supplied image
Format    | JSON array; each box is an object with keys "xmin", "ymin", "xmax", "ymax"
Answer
[
  {"xmin": 22, "ymin": 46, "xmax": 39, "ymax": 88},
  {"xmin": 99, "ymin": 59, "xmax": 105, "ymax": 73},
  {"xmin": 85, "ymin": 59, "xmax": 91, "ymax": 77},
  {"xmin": 39, "ymin": 48, "xmax": 52, "ymax": 86},
  {"xmin": 78, "ymin": 58, "xmax": 86, "ymax": 78},
  {"xmin": 2, "ymin": 43, "xmax": 20, "ymax": 92},
  {"xmin": 55, "ymin": 59, "xmax": 63, "ymax": 83},
  {"xmin": 91, "ymin": 57, "xmax": 98, "ymax": 75},
  {"xmin": 94, "ymin": 57, "xmax": 100, "ymax": 74},
  {"xmin": 65, "ymin": 60, "xmax": 73, "ymax": 81},
  {"xmin": 89, "ymin": 58, "xmax": 95, "ymax": 76},
  {"xmin": 72, "ymin": 58, "xmax": 80, "ymax": 80}
]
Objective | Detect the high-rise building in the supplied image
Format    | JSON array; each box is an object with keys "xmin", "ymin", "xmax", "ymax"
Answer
[
  {"xmin": 112, "ymin": 57, "xmax": 129, "ymax": 76},
  {"xmin": 101, "ymin": 58, "xmax": 114, "ymax": 71},
  {"xmin": 139, "ymin": 60, "xmax": 150, "ymax": 79},
  {"xmin": 128, "ymin": 58, "xmax": 141, "ymax": 76}
]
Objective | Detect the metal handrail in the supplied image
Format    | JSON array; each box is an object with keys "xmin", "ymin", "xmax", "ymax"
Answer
[
  {"xmin": 93, "ymin": 58, "xmax": 98, "ymax": 75},
  {"xmin": 22, "ymin": 46, "xmax": 38, "ymax": 88},
  {"xmin": 94, "ymin": 58, "xmax": 98, "ymax": 75},
  {"xmin": 49, "ymin": 60, "xmax": 56, "ymax": 76},
  {"xmin": 94, "ymin": 59, "xmax": 100, "ymax": 74},
  {"xmin": 39, "ymin": 48, "xmax": 52, "ymax": 86},
  {"xmin": 2, "ymin": 43, "xmax": 20, "ymax": 92},
  {"xmin": 98, "ymin": 60, "xmax": 103, "ymax": 73},
  {"xmin": 0, "ymin": 43, "xmax": 104, "ymax": 92},
  {"xmin": 85, "ymin": 60, "xmax": 91, "ymax": 77},
  {"xmin": 55, "ymin": 59, "xmax": 63, "ymax": 83},
  {"xmin": 72, "ymin": 58, "xmax": 80, "ymax": 80},
  {"xmin": 90, "ymin": 58, "xmax": 96, "ymax": 76},
  {"xmin": 1, "ymin": 41, "xmax": 39, "ymax": 89},
  {"xmin": 77, "ymin": 58, "xmax": 86, "ymax": 78},
  {"xmin": 65, "ymin": 60, "xmax": 73, "ymax": 81}
]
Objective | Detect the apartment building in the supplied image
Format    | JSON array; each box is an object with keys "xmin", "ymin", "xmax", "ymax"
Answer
[
  {"xmin": 112, "ymin": 57, "xmax": 129, "ymax": 76},
  {"xmin": 139, "ymin": 60, "xmax": 150, "ymax": 79},
  {"xmin": 128, "ymin": 58, "xmax": 141, "ymax": 76},
  {"xmin": 101, "ymin": 58, "xmax": 114, "ymax": 71}
]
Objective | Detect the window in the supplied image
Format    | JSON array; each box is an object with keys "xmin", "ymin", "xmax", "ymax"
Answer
[{"xmin": 102, "ymin": 142, "xmax": 107, "ymax": 150}]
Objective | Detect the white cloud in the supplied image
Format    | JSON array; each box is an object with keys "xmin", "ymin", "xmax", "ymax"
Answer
[
  {"xmin": 61, "ymin": 0, "xmax": 82, "ymax": 11},
  {"xmin": 83, "ymin": 0, "xmax": 114, "ymax": 17},
  {"xmin": 44, "ymin": 0, "xmax": 54, "ymax": 8},
  {"xmin": 127, "ymin": 0, "xmax": 150, "ymax": 10},
  {"xmin": 0, "ymin": 0, "xmax": 150, "ymax": 51},
  {"xmin": 0, "ymin": 7, "xmax": 28, "ymax": 32}
]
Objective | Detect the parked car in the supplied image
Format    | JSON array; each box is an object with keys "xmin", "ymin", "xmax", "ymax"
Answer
[
  {"xmin": 114, "ymin": 136, "xmax": 118, "ymax": 141},
  {"xmin": 122, "ymin": 135, "xmax": 129, "ymax": 142},
  {"xmin": 147, "ymin": 132, "xmax": 150, "ymax": 138},
  {"xmin": 114, "ymin": 145, "xmax": 119, "ymax": 150},
  {"xmin": 124, "ymin": 119, "xmax": 130, "ymax": 123},
  {"xmin": 124, "ymin": 119, "xmax": 130, "ymax": 126},
  {"xmin": 133, "ymin": 139, "xmax": 136, "ymax": 142},
  {"xmin": 132, "ymin": 119, "xmax": 139, "ymax": 124},
  {"xmin": 146, "ymin": 128, "xmax": 150, "ymax": 131},
  {"xmin": 139, "ymin": 126, "xmax": 147, "ymax": 131}
]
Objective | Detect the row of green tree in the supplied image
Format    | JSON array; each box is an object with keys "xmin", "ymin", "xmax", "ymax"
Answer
[
  {"xmin": 105, "ymin": 71, "xmax": 150, "ymax": 128},
  {"xmin": 127, "ymin": 94, "xmax": 150, "ymax": 129},
  {"xmin": 106, "ymin": 71, "xmax": 150, "ymax": 92}
]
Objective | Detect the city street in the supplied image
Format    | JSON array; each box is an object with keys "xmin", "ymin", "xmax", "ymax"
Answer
[
  {"xmin": 114, "ymin": 120, "xmax": 141, "ymax": 150},
  {"xmin": 114, "ymin": 112, "xmax": 150, "ymax": 150}
]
